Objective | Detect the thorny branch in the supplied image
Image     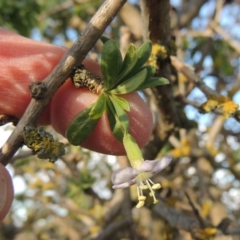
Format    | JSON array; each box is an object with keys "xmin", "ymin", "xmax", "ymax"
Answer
[
  {"xmin": 140, "ymin": 0, "xmax": 180, "ymax": 160},
  {"xmin": 153, "ymin": 201, "xmax": 200, "ymax": 232},
  {"xmin": 171, "ymin": 56, "xmax": 240, "ymax": 123},
  {"xmin": 170, "ymin": 56, "xmax": 220, "ymax": 98},
  {"xmin": 171, "ymin": 0, "xmax": 208, "ymax": 29},
  {"xmin": 185, "ymin": 191, "xmax": 206, "ymax": 228},
  {"xmin": 154, "ymin": 199, "xmax": 240, "ymax": 238},
  {"xmin": 0, "ymin": 0, "xmax": 127, "ymax": 166},
  {"xmin": 209, "ymin": 20, "xmax": 240, "ymax": 55},
  {"xmin": 91, "ymin": 219, "xmax": 131, "ymax": 240}
]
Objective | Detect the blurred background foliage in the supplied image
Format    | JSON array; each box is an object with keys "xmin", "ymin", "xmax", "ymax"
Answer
[{"xmin": 1, "ymin": 0, "xmax": 240, "ymax": 239}]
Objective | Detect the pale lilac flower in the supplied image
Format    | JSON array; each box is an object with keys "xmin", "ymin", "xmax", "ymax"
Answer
[{"xmin": 111, "ymin": 156, "xmax": 172, "ymax": 208}]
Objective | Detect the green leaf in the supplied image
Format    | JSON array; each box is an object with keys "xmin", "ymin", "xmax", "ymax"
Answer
[
  {"xmin": 123, "ymin": 133, "xmax": 143, "ymax": 161},
  {"xmin": 110, "ymin": 68, "xmax": 147, "ymax": 94},
  {"xmin": 114, "ymin": 44, "xmax": 138, "ymax": 86},
  {"xmin": 144, "ymin": 65, "xmax": 156, "ymax": 79},
  {"xmin": 137, "ymin": 77, "xmax": 170, "ymax": 90},
  {"xmin": 110, "ymin": 94, "xmax": 130, "ymax": 112},
  {"xmin": 106, "ymin": 103, "xmax": 124, "ymax": 142},
  {"xmin": 66, "ymin": 104, "xmax": 99, "ymax": 145},
  {"xmin": 101, "ymin": 40, "xmax": 123, "ymax": 90},
  {"xmin": 89, "ymin": 93, "xmax": 107, "ymax": 119},
  {"xmin": 100, "ymin": 36, "xmax": 110, "ymax": 44},
  {"xmin": 106, "ymin": 100, "xmax": 124, "ymax": 142},
  {"xmin": 111, "ymin": 41, "xmax": 153, "ymax": 85},
  {"xmin": 110, "ymin": 95, "xmax": 129, "ymax": 133},
  {"xmin": 106, "ymin": 95, "xmax": 130, "ymax": 142},
  {"xmin": 135, "ymin": 41, "xmax": 152, "ymax": 70}
]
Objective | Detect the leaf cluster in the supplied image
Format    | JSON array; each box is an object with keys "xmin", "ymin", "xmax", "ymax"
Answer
[{"xmin": 66, "ymin": 38, "xmax": 169, "ymax": 145}]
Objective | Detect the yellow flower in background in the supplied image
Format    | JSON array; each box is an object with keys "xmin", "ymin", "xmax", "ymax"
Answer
[
  {"xmin": 168, "ymin": 138, "xmax": 190, "ymax": 158},
  {"xmin": 148, "ymin": 43, "xmax": 168, "ymax": 69},
  {"xmin": 218, "ymin": 101, "xmax": 239, "ymax": 118},
  {"xmin": 200, "ymin": 94, "xmax": 238, "ymax": 118},
  {"xmin": 201, "ymin": 99, "xmax": 219, "ymax": 112}
]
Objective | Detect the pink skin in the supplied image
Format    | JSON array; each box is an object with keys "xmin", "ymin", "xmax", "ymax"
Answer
[
  {"xmin": 52, "ymin": 84, "xmax": 153, "ymax": 154},
  {"xmin": 0, "ymin": 28, "xmax": 153, "ymax": 221},
  {"xmin": 0, "ymin": 164, "xmax": 14, "ymax": 222}
]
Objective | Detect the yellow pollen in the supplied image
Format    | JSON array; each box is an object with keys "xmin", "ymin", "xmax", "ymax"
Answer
[
  {"xmin": 134, "ymin": 171, "xmax": 162, "ymax": 208},
  {"xmin": 146, "ymin": 180, "xmax": 158, "ymax": 203},
  {"xmin": 152, "ymin": 183, "xmax": 161, "ymax": 190},
  {"xmin": 138, "ymin": 196, "xmax": 146, "ymax": 201},
  {"xmin": 136, "ymin": 201, "xmax": 145, "ymax": 208}
]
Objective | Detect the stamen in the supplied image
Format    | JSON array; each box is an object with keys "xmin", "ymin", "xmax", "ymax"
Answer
[
  {"xmin": 136, "ymin": 200, "xmax": 145, "ymax": 208},
  {"xmin": 152, "ymin": 183, "xmax": 161, "ymax": 190},
  {"xmin": 148, "ymin": 179, "xmax": 155, "ymax": 185},
  {"xmin": 137, "ymin": 184, "xmax": 140, "ymax": 198},
  {"xmin": 146, "ymin": 180, "xmax": 158, "ymax": 204},
  {"xmin": 137, "ymin": 184, "xmax": 146, "ymax": 208},
  {"xmin": 139, "ymin": 185, "xmax": 144, "ymax": 196},
  {"xmin": 138, "ymin": 196, "xmax": 146, "ymax": 201}
]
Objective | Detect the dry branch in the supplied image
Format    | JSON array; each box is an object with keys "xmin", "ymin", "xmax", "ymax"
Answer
[
  {"xmin": 171, "ymin": 0, "xmax": 208, "ymax": 29},
  {"xmin": 0, "ymin": 0, "xmax": 127, "ymax": 166},
  {"xmin": 153, "ymin": 202, "xmax": 200, "ymax": 232},
  {"xmin": 209, "ymin": 20, "xmax": 240, "ymax": 55},
  {"xmin": 170, "ymin": 55, "xmax": 220, "ymax": 98},
  {"xmin": 91, "ymin": 218, "xmax": 131, "ymax": 240},
  {"xmin": 140, "ymin": 0, "xmax": 180, "ymax": 160}
]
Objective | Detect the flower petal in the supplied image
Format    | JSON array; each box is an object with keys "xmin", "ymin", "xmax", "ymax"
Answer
[
  {"xmin": 151, "ymin": 156, "xmax": 172, "ymax": 174},
  {"xmin": 111, "ymin": 167, "xmax": 139, "ymax": 185},
  {"xmin": 139, "ymin": 156, "xmax": 172, "ymax": 174},
  {"xmin": 112, "ymin": 179, "xmax": 136, "ymax": 189}
]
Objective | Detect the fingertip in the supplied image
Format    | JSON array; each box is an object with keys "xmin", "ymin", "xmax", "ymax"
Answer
[
  {"xmin": 82, "ymin": 58, "xmax": 102, "ymax": 77},
  {"xmin": 51, "ymin": 80, "xmax": 153, "ymax": 155},
  {"xmin": 0, "ymin": 164, "xmax": 14, "ymax": 222}
]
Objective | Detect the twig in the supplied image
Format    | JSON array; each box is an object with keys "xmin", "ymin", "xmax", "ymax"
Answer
[
  {"xmin": 168, "ymin": 135, "xmax": 181, "ymax": 148},
  {"xmin": 180, "ymin": 97, "xmax": 202, "ymax": 108},
  {"xmin": 154, "ymin": 199, "xmax": 240, "ymax": 238},
  {"xmin": 11, "ymin": 150, "xmax": 33, "ymax": 162},
  {"xmin": 175, "ymin": 29, "xmax": 213, "ymax": 38},
  {"xmin": 103, "ymin": 189, "xmax": 124, "ymax": 224},
  {"xmin": 170, "ymin": 55, "xmax": 220, "ymax": 98},
  {"xmin": 209, "ymin": 20, "xmax": 240, "ymax": 55},
  {"xmin": 0, "ymin": 0, "xmax": 127, "ymax": 166},
  {"xmin": 205, "ymin": 116, "xmax": 224, "ymax": 147},
  {"xmin": 119, "ymin": 2, "xmax": 142, "ymax": 40},
  {"xmin": 140, "ymin": 0, "xmax": 180, "ymax": 160},
  {"xmin": 213, "ymin": 0, "xmax": 223, "ymax": 23},
  {"xmin": 153, "ymin": 201, "xmax": 200, "ymax": 232},
  {"xmin": 225, "ymin": 228, "xmax": 240, "ymax": 235},
  {"xmin": 185, "ymin": 191, "xmax": 206, "ymax": 228},
  {"xmin": 171, "ymin": 0, "xmax": 208, "ymax": 29},
  {"xmin": 91, "ymin": 219, "xmax": 131, "ymax": 240}
]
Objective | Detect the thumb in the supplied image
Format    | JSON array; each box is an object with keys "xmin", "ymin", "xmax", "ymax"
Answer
[
  {"xmin": 0, "ymin": 164, "xmax": 14, "ymax": 222},
  {"xmin": 0, "ymin": 28, "xmax": 153, "ymax": 155}
]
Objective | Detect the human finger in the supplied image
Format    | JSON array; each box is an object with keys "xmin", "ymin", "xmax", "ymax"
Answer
[
  {"xmin": 0, "ymin": 164, "xmax": 14, "ymax": 222},
  {"xmin": 0, "ymin": 28, "xmax": 153, "ymax": 155}
]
